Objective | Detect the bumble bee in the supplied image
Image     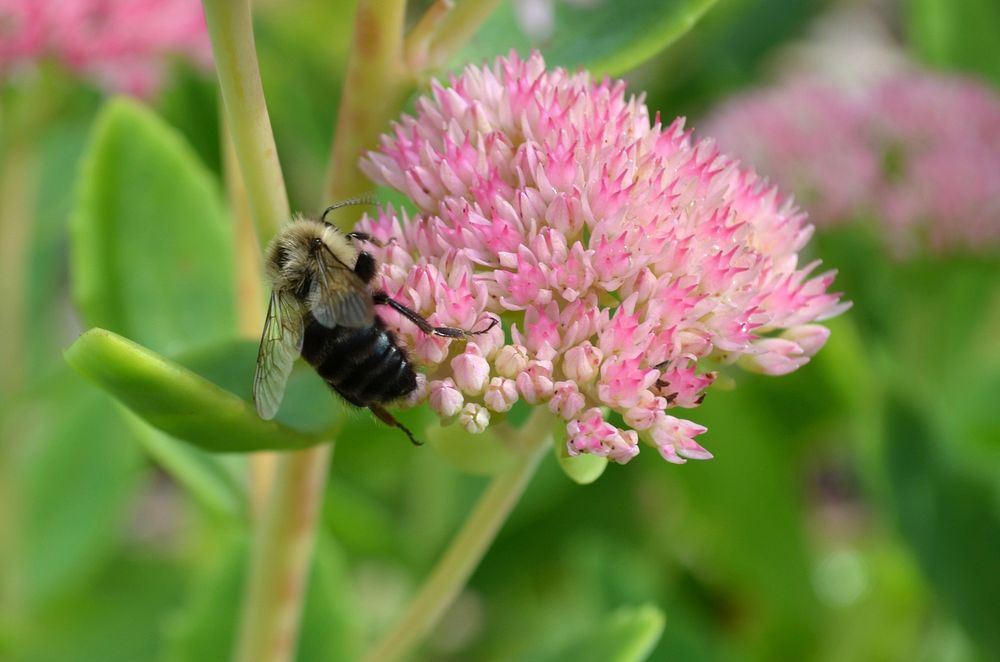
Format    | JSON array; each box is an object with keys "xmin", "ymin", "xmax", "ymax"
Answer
[{"xmin": 252, "ymin": 200, "xmax": 497, "ymax": 444}]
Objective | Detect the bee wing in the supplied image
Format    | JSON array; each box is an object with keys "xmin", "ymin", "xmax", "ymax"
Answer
[
  {"xmin": 253, "ymin": 290, "xmax": 305, "ymax": 420},
  {"xmin": 308, "ymin": 249, "xmax": 374, "ymax": 329}
]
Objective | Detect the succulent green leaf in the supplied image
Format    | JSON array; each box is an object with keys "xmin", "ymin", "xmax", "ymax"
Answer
[
  {"xmin": 70, "ymin": 97, "xmax": 235, "ymax": 356},
  {"xmin": 7, "ymin": 553, "xmax": 186, "ymax": 661},
  {"xmin": 455, "ymin": 0, "xmax": 719, "ymax": 76},
  {"xmin": 554, "ymin": 439, "xmax": 609, "ymax": 486},
  {"xmin": 523, "ymin": 604, "xmax": 666, "ymax": 662},
  {"xmin": 64, "ymin": 328, "xmax": 339, "ymax": 453},
  {"xmin": 5, "ymin": 377, "xmax": 142, "ymax": 615}
]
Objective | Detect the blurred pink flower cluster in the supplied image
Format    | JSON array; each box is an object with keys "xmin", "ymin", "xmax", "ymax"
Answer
[
  {"xmin": 0, "ymin": 0, "xmax": 211, "ymax": 97},
  {"xmin": 705, "ymin": 71, "xmax": 1000, "ymax": 256},
  {"xmin": 357, "ymin": 53, "xmax": 846, "ymax": 465}
]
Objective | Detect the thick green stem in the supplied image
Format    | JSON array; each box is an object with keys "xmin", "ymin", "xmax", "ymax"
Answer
[
  {"xmin": 202, "ymin": 0, "xmax": 289, "ymax": 250},
  {"xmin": 363, "ymin": 409, "xmax": 554, "ymax": 662},
  {"xmin": 201, "ymin": 2, "xmax": 330, "ymax": 661},
  {"xmin": 323, "ymin": 0, "xmax": 408, "ymax": 229},
  {"xmin": 233, "ymin": 445, "xmax": 333, "ymax": 662},
  {"xmin": 409, "ymin": 0, "xmax": 502, "ymax": 72}
]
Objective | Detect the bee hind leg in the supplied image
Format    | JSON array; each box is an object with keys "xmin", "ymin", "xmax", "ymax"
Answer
[
  {"xmin": 372, "ymin": 292, "xmax": 499, "ymax": 338},
  {"xmin": 370, "ymin": 403, "xmax": 422, "ymax": 446}
]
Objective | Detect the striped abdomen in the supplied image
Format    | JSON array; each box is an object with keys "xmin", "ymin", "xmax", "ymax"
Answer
[{"xmin": 299, "ymin": 314, "xmax": 418, "ymax": 408}]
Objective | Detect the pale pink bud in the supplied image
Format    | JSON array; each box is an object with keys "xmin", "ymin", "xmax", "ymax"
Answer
[
  {"xmin": 494, "ymin": 344, "xmax": 530, "ymax": 378},
  {"xmin": 562, "ymin": 342, "xmax": 602, "ymax": 384},
  {"xmin": 623, "ymin": 391, "xmax": 667, "ymax": 431},
  {"xmin": 458, "ymin": 403, "xmax": 490, "ymax": 434},
  {"xmin": 739, "ymin": 338, "xmax": 809, "ymax": 376},
  {"xmin": 650, "ymin": 413, "xmax": 710, "ymax": 464},
  {"xmin": 566, "ymin": 408, "xmax": 615, "ymax": 457},
  {"xmin": 608, "ymin": 429, "xmax": 640, "ymax": 464},
  {"xmin": 516, "ymin": 361, "xmax": 555, "ymax": 404},
  {"xmin": 471, "ymin": 319, "xmax": 506, "ymax": 359},
  {"xmin": 428, "ymin": 379, "xmax": 463, "ymax": 418},
  {"xmin": 780, "ymin": 324, "xmax": 831, "ymax": 357},
  {"xmin": 484, "ymin": 377, "xmax": 518, "ymax": 412},
  {"xmin": 548, "ymin": 381, "xmax": 586, "ymax": 420},
  {"xmin": 451, "ymin": 346, "xmax": 490, "ymax": 395}
]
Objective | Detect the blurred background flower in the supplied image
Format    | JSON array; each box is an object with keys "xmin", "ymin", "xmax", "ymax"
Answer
[
  {"xmin": 0, "ymin": 0, "xmax": 211, "ymax": 97},
  {"xmin": 705, "ymin": 68, "xmax": 1000, "ymax": 257}
]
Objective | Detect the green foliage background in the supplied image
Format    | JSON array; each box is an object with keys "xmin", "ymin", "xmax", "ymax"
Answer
[{"xmin": 1, "ymin": 0, "xmax": 999, "ymax": 660}]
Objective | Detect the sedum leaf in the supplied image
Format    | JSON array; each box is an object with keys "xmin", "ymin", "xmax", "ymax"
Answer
[
  {"xmin": 70, "ymin": 96, "xmax": 235, "ymax": 356},
  {"xmin": 5, "ymin": 376, "xmax": 142, "ymax": 615},
  {"xmin": 454, "ymin": 0, "xmax": 719, "ymax": 76},
  {"xmin": 64, "ymin": 328, "xmax": 339, "ymax": 453}
]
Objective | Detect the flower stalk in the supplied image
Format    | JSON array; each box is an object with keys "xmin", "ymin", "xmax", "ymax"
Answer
[
  {"xmin": 201, "ymin": 1, "xmax": 330, "ymax": 660},
  {"xmin": 322, "ymin": 0, "xmax": 408, "ymax": 228},
  {"xmin": 405, "ymin": 0, "xmax": 503, "ymax": 72},
  {"xmin": 363, "ymin": 409, "xmax": 554, "ymax": 662},
  {"xmin": 202, "ymin": 0, "xmax": 288, "ymax": 250}
]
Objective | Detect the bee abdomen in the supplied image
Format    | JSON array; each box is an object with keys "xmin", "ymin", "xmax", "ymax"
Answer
[{"xmin": 301, "ymin": 317, "xmax": 418, "ymax": 407}]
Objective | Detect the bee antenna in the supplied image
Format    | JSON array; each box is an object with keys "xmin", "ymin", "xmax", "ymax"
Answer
[{"xmin": 320, "ymin": 193, "xmax": 378, "ymax": 224}]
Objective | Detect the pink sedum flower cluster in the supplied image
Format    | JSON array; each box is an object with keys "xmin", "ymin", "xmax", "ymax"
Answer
[
  {"xmin": 706, "ymin": 71, "xmax": 1000, "ymax": 256},
  {"xmin": 357, "ymin": 53, "xmax": 847, "ymax": 465},
  {"xmin": 0, "ymin": 0, "xmax": 211, "ymax": 97}
]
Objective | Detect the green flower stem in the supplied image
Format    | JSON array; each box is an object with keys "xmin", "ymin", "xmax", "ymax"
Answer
[
  {"xmin": 202, "ymin": 0, "xmax": 289, "ymax": 249},
  {"xmin": 222, "ymin": 113, "xmax": 274, "ymax": 519},
  {"xmin": 363, "ymin": 409, "xmax": 554, "ymax": 662},
  {"xmin": 410, "ymin": 0, "xmax": 503, "ymax": 72},
  {"xmin": 323, "ymin": 0, "xmax": 408, "ymax": 229},
  {"xmin": 234, "ymin": 444, "xmax": 333, "ymax": 662},
  {"xmin": 201, "ymin": 1, "xmax": 330, "ymax": 660}
]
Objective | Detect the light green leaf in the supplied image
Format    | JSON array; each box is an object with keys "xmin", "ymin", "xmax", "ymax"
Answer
[
  {"xmin": 70, "ymin": 97, "xmax": 235, "ymax": 356},
  {"xmin": 8, "ymin": 553, "xmax": 186, "ymax": 662},
  {"xmin": 64, "ymin": 328, "xmax": 340, "ymax": 453},
  {"xmin": 5, "ymin": 377, "xmax": 143, "ymax": 615},
  {"xmin": 522, "ymin": 604, "xmax": 665, "ymax": 662},
  {"xmin": 554, "ymin": 443, "xmax": 608, "ymax": 486},
  {"xmin": 906, "ymin": 0, "xmax": 1000, "ymax": 89},
  {"xmin": 885, "ymin": 398, "xmax": 1000, "ymax": 659},
  {"xmin": 455, "ymin": 0, "xmax": 720, "ymax": 76}
]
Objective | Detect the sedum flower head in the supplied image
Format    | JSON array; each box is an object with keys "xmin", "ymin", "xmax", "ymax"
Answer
[
  {"xmin": 0, "ymin": 0, "xmax": 212, "ymax": 97},
  {"xmin": 357, "ymin": 53, "xmax": 847, "ymax": 465},
  {"xmin": 705, "ymin": 70, "xmax": 1000, "ymax": 256}
]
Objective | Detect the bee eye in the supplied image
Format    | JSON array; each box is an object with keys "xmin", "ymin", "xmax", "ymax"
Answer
[{"xmin": 310, "ymin": 237, "xmax": 324, "ymax": 251}]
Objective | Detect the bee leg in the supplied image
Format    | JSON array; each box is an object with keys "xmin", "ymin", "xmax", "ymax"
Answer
[
  {"xmin": 372, "ymin": 292, "xmax": 499, "ymax": 338},
  {"xmin": 370, "ymin": 404, "xmax": 422, "ymax": 446}
]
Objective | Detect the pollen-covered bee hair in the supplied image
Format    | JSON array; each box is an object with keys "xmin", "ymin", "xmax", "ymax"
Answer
[{"xmin": 252, "ymin": 200, "xmax": 498, "ymax": 444}]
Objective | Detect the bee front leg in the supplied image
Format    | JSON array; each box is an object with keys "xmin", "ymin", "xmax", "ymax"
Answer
[{"xmin": 372, "ymin": 292, "xmax": 499, "ymax": 338}]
